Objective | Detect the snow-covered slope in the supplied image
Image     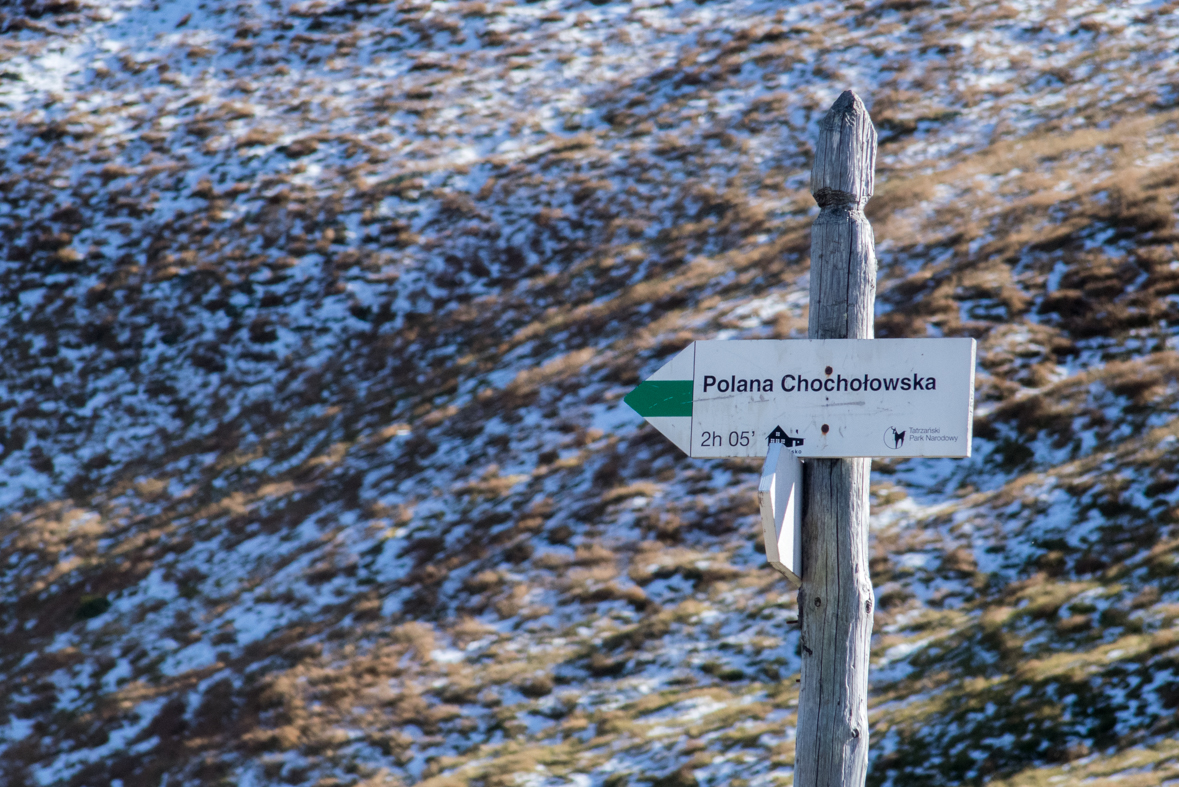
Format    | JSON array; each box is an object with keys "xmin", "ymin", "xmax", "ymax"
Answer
[{"xmin": 3, "ymin": 0, "xmax": 1179, "ymax": 785}]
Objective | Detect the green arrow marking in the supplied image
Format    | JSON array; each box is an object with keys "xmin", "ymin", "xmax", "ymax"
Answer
[{"xmin": 624, "ymin": 380, "xmax": 693, "ymax": 418}]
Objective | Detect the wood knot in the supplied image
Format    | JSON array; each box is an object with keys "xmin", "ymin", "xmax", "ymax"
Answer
[
  {"xmin": 812, "ymin": 188, "xmax": 865, "ymax": 209},
  {"xmin": 814, "ymin": 596, "xmax": 821, "ymax": 607}
]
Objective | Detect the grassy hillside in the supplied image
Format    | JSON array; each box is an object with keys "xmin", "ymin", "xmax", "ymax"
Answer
[{"xmin": 2, "ymin": 0, "xmax": 1179, "ymax": 785}]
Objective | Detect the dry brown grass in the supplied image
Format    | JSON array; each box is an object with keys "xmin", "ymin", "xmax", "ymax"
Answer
[{"xmin": 3, "ymin": 0, "xmax": 1179, "ymax": 785}]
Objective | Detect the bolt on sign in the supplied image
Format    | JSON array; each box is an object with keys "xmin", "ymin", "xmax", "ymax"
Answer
[{"xmin": 625, "ymin": 338, "xmax": 976, "ymax": 459}]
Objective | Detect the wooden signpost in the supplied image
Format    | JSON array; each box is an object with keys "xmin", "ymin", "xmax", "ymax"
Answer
[
  {"xmin": 625, "ymin": 91, "xmax": 974, "ymax": 786},
  {"xmin": 796, "ymin": 90, "xmax": 878, "ymax": 787}
]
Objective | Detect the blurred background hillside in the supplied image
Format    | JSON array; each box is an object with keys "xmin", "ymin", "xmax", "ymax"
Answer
[{"xmin": 2, "ymin": 0, "xmax": 1179, "ymax": 785}]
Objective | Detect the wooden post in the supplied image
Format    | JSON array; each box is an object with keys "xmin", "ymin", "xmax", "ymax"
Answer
[{"xmin": 796, "ymin": 90, "xmax": 878, "ymax": 787}]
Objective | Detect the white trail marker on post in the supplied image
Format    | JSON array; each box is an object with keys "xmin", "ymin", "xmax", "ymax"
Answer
[{"xmin": 758, "ymin": 438, "xmax": 802, "ymax": 586}]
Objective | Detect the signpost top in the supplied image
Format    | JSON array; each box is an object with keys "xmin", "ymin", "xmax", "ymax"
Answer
[{"xmin": 625, "ymin": 338, "xmax": 975, "ymax": 459}]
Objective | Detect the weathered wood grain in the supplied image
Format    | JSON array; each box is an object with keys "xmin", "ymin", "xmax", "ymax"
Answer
[{"xmin": 796, "ymin": 89, "xmax": 878, "ymax": 787}]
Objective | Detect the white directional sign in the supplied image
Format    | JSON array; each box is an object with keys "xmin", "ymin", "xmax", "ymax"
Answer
[{"xmin": 625, "ymin": 338, "xmax": 976, "ymax": 459}]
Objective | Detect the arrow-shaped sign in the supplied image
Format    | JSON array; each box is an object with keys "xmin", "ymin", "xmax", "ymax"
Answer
[
  {"xmin": 624, "ymin": 343, "xmax": 696, "ymax": 454},
  {"xmin": 626, "ymin": 338, "xmax": 976, "ymax": 459}
]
